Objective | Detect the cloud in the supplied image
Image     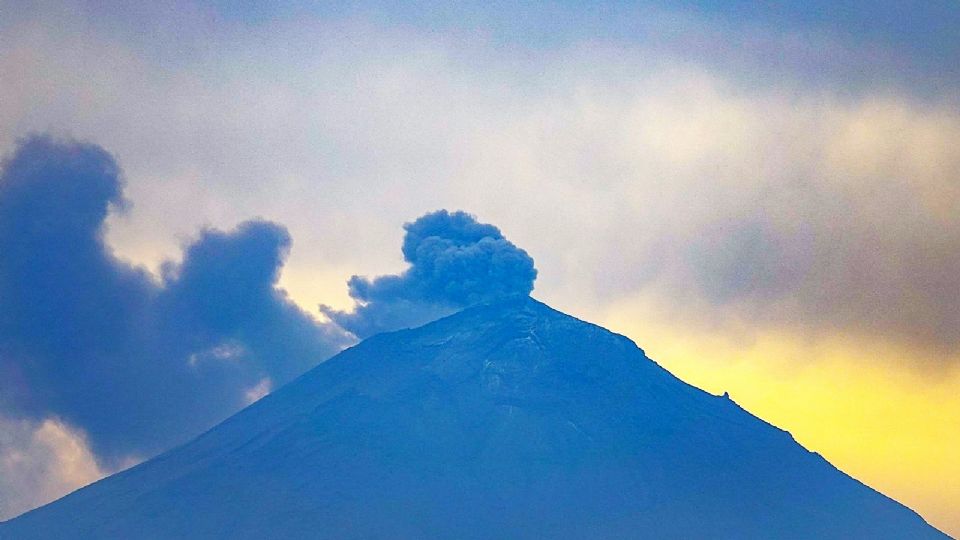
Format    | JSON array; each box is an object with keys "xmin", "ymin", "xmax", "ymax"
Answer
[
  {"xmin": 619, "ymin": 97, "xmax": 960, "ymax": 355},
  {"xmin": 0, "ymin": 414, "xmax": 106, "ymax": 521},
  {"xmin": 158, "ymin": 220, "xmax": 349, "ymax": 384},
  {"xmin": 2, "ymin": 6, "xmax": 959, "ymax": 362},
  {"xmin": 322, "ymin": 210, "xmax": 537, "ymax": 338},
  {"xmin": 0, "ymin": 135, "xmax": 351, "ymax": 470}
]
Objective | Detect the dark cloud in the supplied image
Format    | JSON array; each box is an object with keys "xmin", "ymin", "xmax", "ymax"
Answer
[
  {"xmin": 664, "ymin": 198, "xmax": 960, "ymax": 356},
  {"xmin": 0, "ymin": 135, "xmax": 350, "ymax": 466},
  {"xmin": 158, "ymin": 220, "xmax": 348, "ymax": 384},
  {"xmin": 322, "ymin": 210, "xmax": 537, "ymax": 338}
]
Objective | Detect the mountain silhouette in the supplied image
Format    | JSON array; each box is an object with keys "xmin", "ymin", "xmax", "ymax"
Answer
[{"xmin": 1, "ymin": 296, "xmax": 948, "ymax": 539}]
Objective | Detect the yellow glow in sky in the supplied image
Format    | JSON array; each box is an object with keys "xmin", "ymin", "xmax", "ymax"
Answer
[{"xmin": 602, "ymin": 304, "xmax": 960, "ymax": 538}]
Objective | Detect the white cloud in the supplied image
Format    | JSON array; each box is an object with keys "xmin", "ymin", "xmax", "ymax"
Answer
[
  {"xmin": 244, "ymin": 377, "xmax": 273, "ymax": 405},
  {"xmin": 0, "ymin": 415, "xmax": 110, "ymax": 520}
]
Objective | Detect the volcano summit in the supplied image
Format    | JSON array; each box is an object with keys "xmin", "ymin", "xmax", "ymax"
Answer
[{"xmin": 1, "ymin": 296, "xmax": 947, "ymax": 539}]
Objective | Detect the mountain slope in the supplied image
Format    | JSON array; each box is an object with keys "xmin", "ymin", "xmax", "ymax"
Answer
[{"xmin": 1, "ymin": 296, "xmax": 948, "ymax": 539}]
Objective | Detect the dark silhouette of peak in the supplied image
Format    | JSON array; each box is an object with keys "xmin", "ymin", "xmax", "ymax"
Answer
[{"xmin": 2, "ymin": 297, "xmax": 949, "ymax": 539}]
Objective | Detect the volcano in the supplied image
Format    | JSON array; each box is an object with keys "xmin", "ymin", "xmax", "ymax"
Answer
[{"xmin": 1, "ymin": 296, "xmax": 947, "ymax": 539}]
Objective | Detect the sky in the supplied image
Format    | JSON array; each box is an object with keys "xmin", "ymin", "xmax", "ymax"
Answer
[{"xmin": 1, "ymin": 0, "xmax": 959, "ymax": 535}]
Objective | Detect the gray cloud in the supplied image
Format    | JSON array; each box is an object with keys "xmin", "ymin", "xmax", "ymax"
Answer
[
  {"xmin": 680, "ymin": 199, "xmax": 960, "ymax": 352},
  {"xmin": 0, "ymin": 135, "xmax": 351, "ymax": 468},
  {"xmin": 1, "ymin": 0, "xmax": 959, "ymax": 367},
  {"xmin": 321, "ymin": 210, "xmax": 537, "ymax": 338}
]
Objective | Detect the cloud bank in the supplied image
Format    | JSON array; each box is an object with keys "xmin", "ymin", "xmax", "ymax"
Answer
[
  {"xmin": 0, "ymin": 136, "xmax": 351, "ymax": 472},
  {"xmin": 322, "ymin": 210, "xmax": 537, "ymax": 338},
  {"xmin": 3, "ymin": 1, "xmax": 959, "ymax": 363}
]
